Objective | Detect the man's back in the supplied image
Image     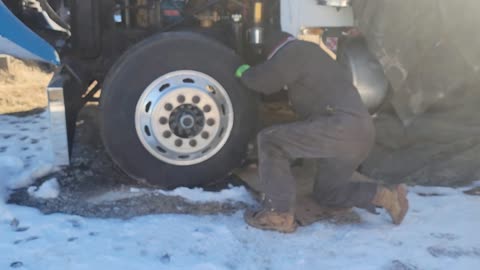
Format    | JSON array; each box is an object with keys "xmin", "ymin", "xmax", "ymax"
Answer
[
  {"xmin": 287, "ymin": 40, "xmax": 370, "ymax": 119},
  {"xmin": 241, "ymin": 39, "xmax": 370, "ymax": 119}
]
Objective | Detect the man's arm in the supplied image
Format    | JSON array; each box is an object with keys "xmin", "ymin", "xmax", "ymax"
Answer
[{"xmin": 240, "ymin": 42, "xmax": 303, "ymax": 95}]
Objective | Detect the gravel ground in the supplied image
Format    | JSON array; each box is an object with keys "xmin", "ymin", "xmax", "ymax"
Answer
[{"xmin": 8, "ymin": 105, "xmax": 251, "ymax": 219}]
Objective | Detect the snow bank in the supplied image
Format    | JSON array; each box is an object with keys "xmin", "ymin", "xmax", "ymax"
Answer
[
  {"xmin": 1, "ymin": 185, "xmax": 479, "ymax": 270},
  {"xmin": 27, "ymin": 178, "xmax": 60, "ymax": 199}
]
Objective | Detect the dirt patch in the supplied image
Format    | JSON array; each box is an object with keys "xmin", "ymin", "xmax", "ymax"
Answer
[{"xmin": 0, "ymin": 56, "xmax": 52, "ymax": 114}]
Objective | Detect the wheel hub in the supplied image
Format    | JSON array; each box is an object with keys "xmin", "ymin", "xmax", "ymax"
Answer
[
  {"xmin": 135, "ymin": 70, "xmax": 234, "ymax": 166},
  {"xmin": 180, "ymin": 114, "xmax": 194, "ymax": 129},
  {"xmin": 169, "ymin": 104, "xmax": 205, "ymax": 138}
]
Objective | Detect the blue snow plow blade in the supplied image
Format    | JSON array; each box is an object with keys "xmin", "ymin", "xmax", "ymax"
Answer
[{"xmin": 0, "ymin": 1, "xmax": 60, "ymax": 65}]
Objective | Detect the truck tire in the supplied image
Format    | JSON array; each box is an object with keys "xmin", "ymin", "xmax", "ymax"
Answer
[{"xmin": 100, "ymin": 32, "xmax": 257, "ymax": 188}]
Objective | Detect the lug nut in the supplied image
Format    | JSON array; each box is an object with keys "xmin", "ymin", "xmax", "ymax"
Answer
[
  {"xmin": 177, "ymin": 95, "xmax": 186, "ymax": 103},
  {"xmin": 165, "ymin": 103, "xmax": 173, "ymax": 111},
  {"xmin": 201, "ymin": 132, "xmax": 209, "ymax": 139},
  {"xmin": 175, "ymin": 139, "xmax": 183, "ymax": 147},
  {"xmin": 163, "ymin": 131, "xmax": 172, "ymax": 138},
  {"xmin": 203, "ymin": 105, "xmax": 211, "ymax": 113},
  {"xmin": 206, "ymin": 118, "xmax": 215, "ymax": 126},
  {"xmin": 159, "ymin": 117, "xmax": 168, "ymax": 125},
  {"xmin": 189, "ymin": 140, "xmax": 197, "ymax": 147},
  {"xmin": 192, "ymin": 96, "xmax": 200, "ymax": 104}
]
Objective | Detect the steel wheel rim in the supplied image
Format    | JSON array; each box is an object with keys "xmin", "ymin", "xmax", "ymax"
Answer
[{"xmin": 135, "ymin": 70, "xmax": 234, "ymax": 166}]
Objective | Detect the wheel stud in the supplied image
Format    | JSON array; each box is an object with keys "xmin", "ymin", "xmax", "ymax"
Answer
[
  {"xmin": 163, "ymin": 131, "xmax": 172, "ymax": 138},
  {"xmin": 159, "ymin": 117, "xmax": 168, "ymax": 125},
  {"xmin": 175, "ymin": 139, "xmax": 183, "ymax": 147},
  {"xmin": 189, "ymin": 140, "xmax": 197, "ymax": 147},
  {"xmin": 192, "ymin": 96, "xmax": 200, "ymax": 104},
  {"xmin": 177, "ymin": 95, "xmax": 186, "ymax": 103},
  {"xmin": 206, "ymin": 118, "xmax": 215, "ymax": 126},
  {"xmin": 203, "ymin": 105, "xmax": 211, "ymax": 113},
  {"xmin": 165, "ymin": 103, "xmax": 173, "ymax": 111},
  {"xmin": 201, "ymin": 132, "xmax": 209, "ymax": 139}
]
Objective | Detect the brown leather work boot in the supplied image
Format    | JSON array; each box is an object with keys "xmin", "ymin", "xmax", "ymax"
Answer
[
  {"xmin": 372, "ymin": 184, "xmax": 409, "ymax": 225},
  {"xmin": 244, "ymin": 209, "xmax": 297, "ymax": 233}
]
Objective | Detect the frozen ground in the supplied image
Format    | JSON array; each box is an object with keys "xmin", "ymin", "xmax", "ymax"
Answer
[
  {"xmin": 1, "ymin": 112, "xmax": 480, "ymax": 270},
  {"xmin": 2, "ymin": 184, "xmax": 480, "ymax": 270},
  {"xmin": 0, "ymin": 112, "xmax": 54, "ymax": 221}
]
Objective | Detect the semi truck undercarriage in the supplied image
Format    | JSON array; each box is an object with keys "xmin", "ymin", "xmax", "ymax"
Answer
[{"xmin": 0, "ymin": 0, "xmax": 388, "ymax": 188}]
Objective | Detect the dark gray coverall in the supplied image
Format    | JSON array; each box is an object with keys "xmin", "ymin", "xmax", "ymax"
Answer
[{"xmin": 241, "ymin": 40, "xmax": 378, "ymax": 213}]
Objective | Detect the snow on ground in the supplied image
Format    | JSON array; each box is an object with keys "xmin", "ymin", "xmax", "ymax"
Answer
[
  {"xmin": 1, "ymin": 113, "xmax": 480, "ymax": 269},
  {"xmin": 1, "ymin": 185, "xmax": 479, "ymax": 270},
  {"xmin": 155, "ymin": 186, "xmax": 255, "ymax": 204},
  {"xmin": 0, "ymin": 112, "xmax": 55, "ymax": 221},
  {"xmin": 0, "ymin": 113, "xmax": 54, "ymax": 187},
  {"xmin": 27, "ymin": 178, "xmax": 60, "ymax": 199},
  {"xmin": 87, "ymin": 185, "xmax": 255, "ymax": 205}
]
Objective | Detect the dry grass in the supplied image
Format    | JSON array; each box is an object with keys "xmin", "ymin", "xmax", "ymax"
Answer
[{"xmin": 0, "ymin": 56, "xmax": 53, "ymax": 114}]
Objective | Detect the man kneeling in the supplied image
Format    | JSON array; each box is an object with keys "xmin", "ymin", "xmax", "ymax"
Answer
[{"xmin": 236, "ymin": 31, "xmax": 408, "ymax": 233}]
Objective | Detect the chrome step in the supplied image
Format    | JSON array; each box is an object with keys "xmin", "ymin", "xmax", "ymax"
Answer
[{"xmin": 47, "ymin": 71, "xmax": 70, "ymax": 167}]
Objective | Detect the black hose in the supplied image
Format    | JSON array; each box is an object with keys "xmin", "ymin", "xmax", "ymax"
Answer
[{"xmin": 38, "ymin": 0, "xmax": 70, "ymax": 30}]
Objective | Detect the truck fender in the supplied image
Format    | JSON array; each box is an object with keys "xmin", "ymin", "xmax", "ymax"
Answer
[{"xmin": 0, "ymin": 1, "xmax": 60, "ymax": 65}]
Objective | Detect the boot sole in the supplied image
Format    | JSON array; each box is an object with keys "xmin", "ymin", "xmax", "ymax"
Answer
[
  {"xmin": 244, "ymin": 210, "xmax": 298, "ymax": 233},
  {"xmin": 393, "ymin": 184, "xmax": 409, "ymax": 225}
]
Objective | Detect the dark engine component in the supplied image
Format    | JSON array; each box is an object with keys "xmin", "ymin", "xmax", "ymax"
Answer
[
  {"xmin": 161, "ymin": 0, "xmax": 187, "ymax": 24},
  {"xmin": 116, "ymin": 0, "xmax": 227, "ymax": 29},
  {"xmin": 63, "ymin": 0, "xmax": 280, "ymax": 80}
]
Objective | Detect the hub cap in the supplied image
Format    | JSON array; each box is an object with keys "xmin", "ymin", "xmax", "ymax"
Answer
[{"xmin": 135, "ymin": 70, "xmax": 234, "ymax": 166}]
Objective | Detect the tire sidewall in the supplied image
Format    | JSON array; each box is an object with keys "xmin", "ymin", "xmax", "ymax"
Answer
[{"xmin": 101, "ymin": 32, "xmax": 257, "ymax": 188}]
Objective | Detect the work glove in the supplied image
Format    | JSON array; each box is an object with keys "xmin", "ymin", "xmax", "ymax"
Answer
[{"xmin": 235, "ymin": 64, "xmax": 251, "ymax": 78}]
